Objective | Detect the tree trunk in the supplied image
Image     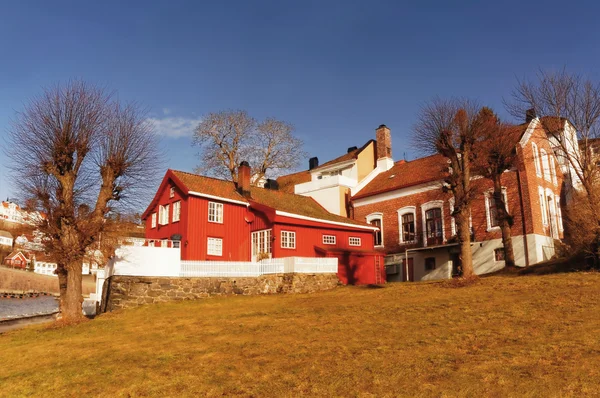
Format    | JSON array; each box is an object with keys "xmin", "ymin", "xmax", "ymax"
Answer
[
  {"xmin": 456, "ymin": 209, "xmax": 474, "ymax": 278},
  {"xmin": 494, "ymin": 177, "xmax": 516, "ymax": 268},
  {"xmin": 58, "ymin": 260, "xmax": 85, "ymax": 322}
]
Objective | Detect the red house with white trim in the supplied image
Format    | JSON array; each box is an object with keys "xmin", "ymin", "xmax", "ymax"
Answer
[{"xmin": 142, "ymin": 162, "xmax": 385, "ymax": 284}]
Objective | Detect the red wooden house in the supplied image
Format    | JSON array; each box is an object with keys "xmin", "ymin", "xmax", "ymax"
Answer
[
  {"xmin": 3, "ymin": 250, "xmax": 30, "ymax": 269},
  {"xmin": 142, "ymin": 162, "xmax": 385, "ymax": 284}
]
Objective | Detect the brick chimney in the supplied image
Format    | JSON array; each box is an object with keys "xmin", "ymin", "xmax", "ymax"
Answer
[
  {"xmin": 376, "ymin": 124, "xmax": 394, "ymax": 171},
  {"xmin": 525, "ymin": 108, "xmax": 536, "ymax": 123},
  {"xmin": 237, "ymin": 161, "xmax": 251, "ymax": 197}
]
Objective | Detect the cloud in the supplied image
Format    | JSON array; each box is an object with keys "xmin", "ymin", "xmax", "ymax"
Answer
[{"xmin": 148, "ymin": 116, "xmax": 201, "ymax": 138}]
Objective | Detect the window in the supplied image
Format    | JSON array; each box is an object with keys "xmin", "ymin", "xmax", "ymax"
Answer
[
  {"xmin": 349, "ymin": 237, "xmax": 361, "ymax": 246},
  {"xmin": 494, "ymin": 248, "xmax": 505, "ymax": 262},
  {"xmin": 281, "ymin": 231, "xmax": 296, "ymax": 249},
  {"xmin": 556, "ymin": 195, "xmax": 563, "ymax": 231},
  {"xmin": 485, "ymin": 189, "xmax": 508, "ymax": 230},
  {"xmin": 539, "ymin": 187, "xmax": 548, "ymax": 225},
  {"xmin": 425, "ymin": 257, "xmax": 436, "ymax": 271},
  {"xmin": 158, "ymin": 204, "xmax": 169, "ymax": 225},
  {"xmin": 207, "ymin": 237, "xmax": 223, "ymax": 256},
  {"xmin": 367, "ymin": 213, "xmax": 383, "ymax": 247},
  {"xmin": 549, "ymin": 156, "xmax": 557, "ymax": 185},
  {"xmin": 151, "ymin": 213, "xmax": 157, "ymax": 228},
  {"xmin": 398, "ymin": 206, "xmax": 416, "ymax": 243},
  {"xmin": 425, "ymin": 208, "xmax": 443, "ymax": 246},
  {"xmin": 208, "ymin": 202, "xmax": 223, "ymax": 223},
  {"xmin": 540, "ymin": 149, "xmax": 551, "ymax": 182},
  {"xmin": 172, "ymin": 201, "xmax": 181, "ymax": 222},
  {"xmin": 169, "ymin": 187, "xmax": 175, "ymax": 198},
  {"xmin": 532, "ymin": 143, "xmax": 541, "ymax": 176},
  {"xmin": 323, "ymin": 235, "xmax": 336, "ymax": 245},
  {"xmin": 252, "ymin": 229, "xmax": 272, "ymax": 260}
]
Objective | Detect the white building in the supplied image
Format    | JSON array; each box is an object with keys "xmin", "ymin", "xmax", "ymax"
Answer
[{"xmin": 0, "ymin": 230, "xmax": 13, "ymax": 248}]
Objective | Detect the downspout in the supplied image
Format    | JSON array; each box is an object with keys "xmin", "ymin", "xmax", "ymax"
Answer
[{"xmin": 516, "ymin": 168, "xmax": 530, "ymax": 266}]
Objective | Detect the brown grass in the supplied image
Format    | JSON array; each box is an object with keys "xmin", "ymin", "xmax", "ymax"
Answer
[
  {"xmin": 0, "ymin": 266, "xmax": 96, "ymax": 294},
  {"xmin": 1, "ymin": 273, "xmax": 600, "ymax": 397}
]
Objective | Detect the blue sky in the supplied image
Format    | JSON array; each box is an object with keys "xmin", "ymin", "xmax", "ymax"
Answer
[{"xmin": 1, "ymin": 0, "xmax": 599, "ymax": 204}]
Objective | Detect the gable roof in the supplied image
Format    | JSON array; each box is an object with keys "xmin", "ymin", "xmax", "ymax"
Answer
[
  {"xmin": 313, "ymin": 140, "xmax": 374, "ymax": 171},
  {"xmin": 276, "ymin": 170, "xmax": 311, "ymax": 194},
  {"xmin": 352, "ymin": 155, "xmax": 449, "ymax": 200},
  {"xmin": 143, "ymin": 169, "xmax": 374, "ymax": 229}
]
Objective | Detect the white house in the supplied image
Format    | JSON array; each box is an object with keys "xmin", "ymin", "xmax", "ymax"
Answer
[{"xmin": 0, "ymin": 230, "xmax": 13, "ymax": 248}]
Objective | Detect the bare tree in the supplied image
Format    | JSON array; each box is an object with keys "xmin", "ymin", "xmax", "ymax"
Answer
[
  {"xmin": 473, "ymin": 109, "xmax": 521, "ymax": 268},
  {"xmin": 507, "ymin": 68, "xmax": 600, "ymax": 260},
  {"xmin": 6, "ymin": 80, "xmax": 161, "ymax": 322},
  {"xmin": 414, "ymin": 98, "xmax": 489, "ymax": 278},
  {"xmin": 193, "ymin": 110, "xmax": 306, "ymax": 184}
]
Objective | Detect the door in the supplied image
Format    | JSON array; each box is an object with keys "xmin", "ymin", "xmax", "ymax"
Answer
[
  {"xmin": 402, "ymin": 258, "xmax": 414, "ymax": 282},
  {"xmin": 251, "ymin": 229, "xmax": 272, "ymax": 262}
]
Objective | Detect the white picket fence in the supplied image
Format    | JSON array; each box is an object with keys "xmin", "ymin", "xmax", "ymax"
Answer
[{"xmin": 180, "ymin": 257, "xmax": 337, "ymax": 277}]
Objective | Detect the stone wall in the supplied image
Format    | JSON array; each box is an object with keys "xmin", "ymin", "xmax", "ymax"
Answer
[{"xmin": 102, "ymin": 273, "xmax": 339, "ymax": 312}]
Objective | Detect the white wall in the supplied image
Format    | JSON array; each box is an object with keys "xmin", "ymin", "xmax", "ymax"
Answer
[
  {"xmin": 112, "ymin": 246, "xmax": 181, "ymax": 277},
  {"xmin": 300, "ymin": 185, "xmax": 342, "ymax": 215}
]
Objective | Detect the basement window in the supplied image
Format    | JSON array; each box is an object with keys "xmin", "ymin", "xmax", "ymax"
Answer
[
  {"xmin": 425, "ymin": 257, "xmax": 436, "ymax": 271},
  {"xmin": 494, "ymin": 248, "xmax": 505, "ymax": 262}
]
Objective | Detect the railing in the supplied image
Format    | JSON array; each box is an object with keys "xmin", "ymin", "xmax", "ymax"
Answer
[{"xmin": 180, "ymin": 257, "xmax": 338, "ymax": 277}]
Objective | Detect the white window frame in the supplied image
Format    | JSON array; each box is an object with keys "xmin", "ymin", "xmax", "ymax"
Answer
[
  {"xmin": 532, "ymin": 142, "xmax": 541, "ymax": 177},
  {"xmin": 397, "ymin": 206, "xmax": 417, "ymax": 244},
  {"xmin": 366, "ymin": 212, "xmax": 384, "ymax": 247},
  {"xmin": 484, "ymin": 188, "xmax": 508, "ymax": 232},
  {"xmin": 322, "ymin": 234, "xmax": 336, "ymax": 245},
  {"xmin": 172, "ymin": 201, "xmax": 181, "ymax": 222},
  {"xmin": 421, "ymin": 200, "xmax": 445, "ymax": 247},
  {"xmin": 207, "ymin": 237, "xmax": 223, "ymax": 256},
  {"xmin": 448, "ymin": 198, "xmax": 456, "ymax": 236},
  {"xmin": 169, "ymin": 187, "xmax": 175, "ymax": 198},
  {"xmin": 556, "ymin": 195, "xmax": 563, "ymax": 232},
  {"xmin": 281, "ymin": 231, "xmax": 296, "ymax": 249},
  {"xmin": 539, "ymin": 186, "xmax": 548, "ymax": 225},
  {"xmin": 208, "ymin": 201, "xmax": 223, "ymax": 223},
  {"xmin": 151, "ymin": 213, "xmax": 157, "ymax": 228},
  {"xmin": 349, "ymin": 237, "xmax": 361, "ymax": 246},
  {"xmin": 540, "ymin": 149, "xmax": 551, "ymax": 182},
  {"xmin": 158, "ymin": 204, "xmax": 169, "ymax": 225}
]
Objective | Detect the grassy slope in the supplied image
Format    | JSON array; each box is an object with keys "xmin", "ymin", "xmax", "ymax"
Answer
[
  {"xmin": 0, "ymin": 266, "xmax": 96, "ymax": 294},
  {"xmin": 1, "ymin": 274, "xmax": 600, "ymax": 397}
]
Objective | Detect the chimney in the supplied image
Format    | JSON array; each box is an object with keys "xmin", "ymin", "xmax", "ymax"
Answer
[
  {"xmin": 376, "ymin": 124, "xmax": 394, "ymax": 171},
  {"xmin": 309, "ymin": 157, "xmax": 319, "ymax": 170},
  {"xmin": 525, "ymin": 108, "xmax": 536, "ymax": 123},
  {"xmin": 237, "ymin": 161, "xmax": 251, "ymax": 197},
  {"xmin": 265, "ymin": 179, "xmax": 279, "ymax": 190},
  {"xmin": 347, "ymin": 146, "xmax": 358, "ymax": 153}
]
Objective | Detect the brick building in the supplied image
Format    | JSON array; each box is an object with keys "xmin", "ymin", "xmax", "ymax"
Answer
[{"xmin": 279, "ymin": 117, "xmax": 572, "ymax": 281}]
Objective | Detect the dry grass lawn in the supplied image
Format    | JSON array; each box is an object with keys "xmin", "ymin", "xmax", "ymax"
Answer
[
  {"xmin": 0, "ymin": 266, "xmax": 96, "ymax": 294},
  {"xmin": 1, "ymin": 273, "xmax": 599, "ymax": 397}
]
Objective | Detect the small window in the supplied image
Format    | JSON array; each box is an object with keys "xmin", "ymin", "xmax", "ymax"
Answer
[
  {"xmin": 208, "ymin": 202, "xmax": 223, "ymax": 223},
  {"xmin": 151, "ymin": 213, "xmax": 157, "ymax": 228},
  {"xmin": 281, "ymin": 231, "xmax": 296, "ymax": 249},
  {"xmin": 323, "ymin": 235, "xmax": 336, "ymax": 245},
  {"xmin": 172, "ymin": 201, "xmax": 181, "ymax": 222},
  {"xmin": 169, "ymin": 187, "xmax": 175, "ymax": 198},
  {"xmin": 425, "ymin": 257, "xmax": 436, "ymax": 271},
  {"xmin": 207, "ymin": 237, "xmax": 223, "ymax": 256},
  {"xmin": 349, "ymin": 237, "xmax": 361, "ymax": 246},
  {"xmin": 540, "ymin": 149, "xmax": 551, "ymax": 182},
  {"xmin": 367, "ymin": 214, "xmax": 383, "ymax": 247},
  {"xmin": 494, "ymin": 248, "xmax": 505, "ymax": 262}
]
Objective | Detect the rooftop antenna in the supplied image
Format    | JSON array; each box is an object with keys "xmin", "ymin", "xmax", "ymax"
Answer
[{"xmin": 403, "ymin": 152, "xmax": 406, "ymax": 161}]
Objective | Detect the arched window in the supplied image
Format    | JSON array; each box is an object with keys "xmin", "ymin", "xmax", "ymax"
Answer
[
  {"xmin": 532, "ymin": 142, "xmax": 541, "ymax": 176},
  {"xmin": 397, "ymin": 206, "xmax": 416, "ymax": 244},
  {"xmin": 422, "ymin": 201, "xmax": 444, "ymax": 247},
  {"xmin": 366, "ymin": 213, "xmax": 384, "ymax": 247},
  {"xmin": 540, "ymin": 149, "xmax": 551, "ymax": 182}
]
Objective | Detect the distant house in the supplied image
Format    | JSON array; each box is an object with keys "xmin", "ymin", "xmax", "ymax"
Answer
[
  {"xmin": 0, "ymin": 201, "xmax": 46, "ymax": 226},
  {"xmin": 142, "ymin": 162, "xmax": 385, "ymax": 285},
  {"xmin": 33, "ymin": 253, "xmax": 58, "ymax": 276},
  {"xmin": 4, "ymin": 250, "xmax": 31, "ymax": 269},
  {"xmin": 0, "ymin": 230, "xmax": 13, "ymax": 248}
]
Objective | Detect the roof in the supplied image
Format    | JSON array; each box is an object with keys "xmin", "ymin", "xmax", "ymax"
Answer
[
  {"xmin": 539, "ymin": 116, "xmax": 568, "ymax": 134},
  {"xmin": 276, "ymin": 170, "xmax": 311, "ymax": 194},
  {"xmin": 313, "ymin": 140, "xmax": 374, "ymax": 171},
  {"xmin": 147, "ymin": 169, "xmax": 373, "ymax": 229},
  {"xmin": 353, "ymin": 155, "xmax": 449, "ymax": 200},
  {"xmin": 0, "ymin": 230, "xmax": 13, "ymax": 239}
]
